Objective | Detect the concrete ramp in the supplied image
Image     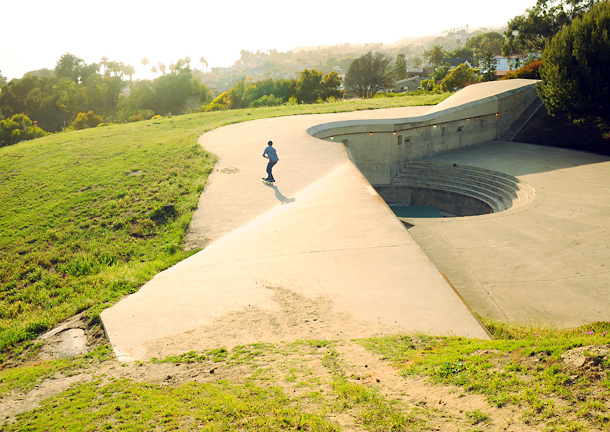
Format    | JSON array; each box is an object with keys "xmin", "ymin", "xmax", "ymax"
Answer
[
  {"xmin": 102, "ymin": 160, "xmax": 488, "ymax": 361},
  {"xmin": 100, "ymin": 83, "xmax": 548, "ymax": 361}
]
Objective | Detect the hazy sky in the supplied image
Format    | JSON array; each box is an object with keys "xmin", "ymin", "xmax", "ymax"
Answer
[{"xmin": 1, "ymin": 0, "xmax": 537, "ymax": 81}]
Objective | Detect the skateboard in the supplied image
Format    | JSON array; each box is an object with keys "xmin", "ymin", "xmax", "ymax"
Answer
[{"xmin": 262, "ymin": 178, "xmax": 275, "ymax": 185}]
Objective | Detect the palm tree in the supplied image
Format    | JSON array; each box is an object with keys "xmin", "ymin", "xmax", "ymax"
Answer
[
  {"xmin": 100, "ymin": 56, "xmax": 109, "ymax": 74},
  {"xmin": 141, "ymin": 57, "xmax": 149, "ymax": 68},
  {"xmin": 158, "ymin": 63, "xmax": 167, "ymax": 76},
  {"xmin": 123, "ymin": 64, "xmax": 136, "ymax": 81},
  {"xmin": 425, "ymin": 45, "xmax": 446, "ymax": 68},
  {"xmin": 199, "ymin": 56, "xmax": 208, "ymax": 73},
  {"xmin": 184, "ymin": 56, "xmax": 191, "ymax": 67},
  {"xmin": 151, "ymin": 65, "xmax": 158, "ymax": 76}
]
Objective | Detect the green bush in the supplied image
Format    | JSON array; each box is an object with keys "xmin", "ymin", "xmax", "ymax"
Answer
[
  {"xmin": 440, "ymin": 64, "xmax": 479, "ymax": 92},
  {"xmin": 0, "ymin": 114, "xmax": 49, "ymax": 147},
  {"xmin": 249, "ymin": 94, "xmax": 283, "ymax": 108},
  {"xmin": 71, "ymin": 111, "xmax": 103, "ymax": 130}
]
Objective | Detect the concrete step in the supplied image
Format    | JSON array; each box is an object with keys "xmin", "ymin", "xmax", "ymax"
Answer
[
  {"xmin": 396, "ymin": 170, "xmax": 519, "ymax": 198},
  {"xmin": 393, "ymin": 181, "xmax": 505, "ymax": 212},
  {"xmin": 500, "ymin": 98, "xmax": 545, "ymax": 141},
  {"xmin": 392, "ymin": 162, "xmax": 535, "ymax": 213},
  {"xmin": 399, "ymin": 163, "xmax": 521, "ymax": 192}
]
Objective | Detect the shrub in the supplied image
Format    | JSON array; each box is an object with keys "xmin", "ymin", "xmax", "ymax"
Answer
[
  {"xmin": 0, "ymin": 114, "xmax": 49, "ymax": 147},
  {"xmin": 151, "ymin": 115, "xmax": 163, "ymax": 120},
  {"xmin": 71, "ymin": 111, "xmax": 103, "ymax": 130},
  {"xmin": 205, "ymin": 92, "xmax": 230, "ymax": 112},
  {"xmin": 420, "ymin": 79, "xmax": 437, "ymax": 92},
  {"xmin": 501, "ymin": 60, "xmax": 543, "ymax": 80},
  {"xmin": 249, "ymin": 94, "xmax": 283, "ymax": 108},
  {"xmin": 440, "ymin": 64, "xmax": 479, "ymax": 92}
]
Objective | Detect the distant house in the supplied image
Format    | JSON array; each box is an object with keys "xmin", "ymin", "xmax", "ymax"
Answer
[
  {"xmin": 211, "ymin": 66, "xmax": 235, "ymax": 75},
  {"xmin": 441, "ymin": 58, "xmax": 475, "ymax": 68},
  {"xmin": 481, "ymin": 56, "xmax": 533, "ymax": 71},
  {"xmin": 394, "ymin": 76, "xmax": 431, "ymax": 93},
  {"xmin": 406, "ymin": 67, "xmax": 435, "ymax": 78}
]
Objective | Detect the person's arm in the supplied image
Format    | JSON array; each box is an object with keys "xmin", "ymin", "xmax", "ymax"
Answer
[{"xmin": 263, "ymin": 148, "xmax": 269, "ymax": 158}]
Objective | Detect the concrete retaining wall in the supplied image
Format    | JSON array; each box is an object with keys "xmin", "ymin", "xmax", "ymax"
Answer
[
  {"xmin": 307, "ymin": 80, "xmax": 538, "ymax": 185},
  {"xmin": 374, "ymin": 185, "xmax": 493, "ymax": 217}
]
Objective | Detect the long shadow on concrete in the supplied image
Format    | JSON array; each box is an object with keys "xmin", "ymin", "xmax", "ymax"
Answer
[{"xmin": 264, "ymin": 183, "xmax": 296, "ymax": 204}]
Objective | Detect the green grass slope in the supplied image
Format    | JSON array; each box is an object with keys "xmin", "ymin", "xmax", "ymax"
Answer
[{"xmin": 0, "ymin": 93, "xmax": 450, "ymax": 353}]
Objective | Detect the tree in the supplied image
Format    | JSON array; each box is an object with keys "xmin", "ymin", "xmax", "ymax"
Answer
[
  {"xmin": 502, "ymin": 0, "xmax": 600, "ymax": 56},
  {"xmin": 321, "ymin": 71, "xmax": 343, "ymax": 100},
  {"xmin": 411, "ymin": 56, "xmax": 423, "ymax": 68},
  {"xmin": 344, "ymin": 52, "xmax": 394, "ymax": 98},
  {"xmin": 23, "ymin": 69, "xmax": 55, "ymax": 78},
  {"xmin": 424, "ymin": 45, "xmax": 446, "ymax": 67},
  {"xmin": 296, "ymin": 69, "xmax": 324, "ymax": 103},
  {"xmin": 447, "ymin": 47, "xmax": 475, "ymax": 59},
  {"xmin": 339, "ymin": 57, "xmax": 356, "ymax": 72},
  {"xmin": 481, "ymin": 50, "xmax": 498, "ymax": 82},
  {"xmin": 537, "ymin": 2, "xmax": 610, "ymax": 118},
  {"xmin": 394, "ymin": 54, "xmax": 408, "ymax": 80},
  {"xmin": 55, "ymin": 53, "xmax": 97, "ymax": 84},
  {"xmin": 158, "ymin": 63, "xmax": 167, "ymax": 76},
  {"xmin": 199, "ymin": 56, "xmax": 208, "ymax": 74},
  {"xmin": 432, "ymin": 63, "xmax": 451, "ymax": 82},
  {"xmin": 466, "ymin": 32, "xmax": 503, "ymax": 56},
  {"xmin": 123, "ymin": 64, "xmax": 136, "ymax": 81},
  {"xmin": 0, "ymin": 70, "xmax": 6, "ymax": 87},
  {"xmin": 0, "ymin": 113, "xmax": 48, "ymax": 147},
  {"xmin": 440, "ymin": 64, "xmax": 479, "ymax": 91},
  {"xmin": 100, "ymin": 56, "xmax": 109, "ymax": 74}
]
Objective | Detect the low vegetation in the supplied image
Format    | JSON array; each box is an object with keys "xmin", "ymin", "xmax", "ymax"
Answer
[{"xmin": 1, "ymin": 322, "xmax": 608, "ymax": 431}]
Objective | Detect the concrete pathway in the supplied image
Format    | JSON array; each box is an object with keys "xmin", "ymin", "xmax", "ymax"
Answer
[
  {"xmin": 406, "ymin": 141, "xmax": 610, "ymax": 327},
  {"xmin": 101, "ymin": 107, "xmax": 489, "ymax": 362}
]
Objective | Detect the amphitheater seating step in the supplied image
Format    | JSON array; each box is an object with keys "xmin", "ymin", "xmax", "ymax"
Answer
[{"xmin": 392, "ymin": 161, "xmax": 534, "ymax": 214}]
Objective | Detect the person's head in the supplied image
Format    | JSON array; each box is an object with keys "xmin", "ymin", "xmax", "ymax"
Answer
[{"xmin": 268, "ymin": 141, "xmax": 273, "ymax": 146}]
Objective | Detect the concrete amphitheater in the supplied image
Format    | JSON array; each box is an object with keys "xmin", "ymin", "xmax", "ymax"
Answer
[{"xmin": 101, "ymin": 80, "xmax": 610, "ymax": 362}]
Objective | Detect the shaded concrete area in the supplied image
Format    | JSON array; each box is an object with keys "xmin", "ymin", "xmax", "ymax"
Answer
[{"xmin": 404, "ymin": 141, "xmax": 610, "ymax": 326}]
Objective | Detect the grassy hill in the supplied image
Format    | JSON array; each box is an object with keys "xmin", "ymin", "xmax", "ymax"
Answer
[
  {"xmin": 1, "ymin": 93, "xmax": 609, "ymax": 432},
  {"xmin": 0, "ymin": 93, "xmax": 449, "ymax": 353}
]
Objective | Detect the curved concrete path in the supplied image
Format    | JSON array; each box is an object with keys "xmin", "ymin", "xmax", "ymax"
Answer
[{"xmin": 101, "ymin": 107, "xmax": 491, "ymax": 361}]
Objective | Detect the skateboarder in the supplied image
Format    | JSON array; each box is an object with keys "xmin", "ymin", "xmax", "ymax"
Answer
[{"xmin": 262, "ymin": 141, "xmax": 279, "ymax": 183}]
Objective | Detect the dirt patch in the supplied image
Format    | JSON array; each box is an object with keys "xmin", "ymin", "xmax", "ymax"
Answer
[{"xmin": 143, "ymin": 285, "xmax": 398, "ymax": 359}]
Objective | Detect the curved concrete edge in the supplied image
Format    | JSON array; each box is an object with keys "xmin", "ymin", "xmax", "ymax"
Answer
[{"xmin": 307, "ymin": 80, "xmax": 538, "ymax": 138}]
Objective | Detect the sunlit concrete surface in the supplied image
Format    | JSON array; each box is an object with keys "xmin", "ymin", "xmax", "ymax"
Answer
[
  {"xmin": 404, "ymin": 141, "xmax": 610, "ymax": 326},
  {"xmin": 101, "ymin": 80, "xmax": 570, "ymax": 362}
]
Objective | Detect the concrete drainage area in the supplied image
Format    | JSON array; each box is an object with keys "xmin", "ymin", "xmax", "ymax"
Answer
[{"xmin": 373, "ymin": 161, "xmax": 535, "ymax": 218}]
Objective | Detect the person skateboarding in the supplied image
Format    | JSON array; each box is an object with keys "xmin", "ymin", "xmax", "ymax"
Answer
[{"xmin": 262, "ymin": 140, "xmax": 279, "ymax": 183}]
